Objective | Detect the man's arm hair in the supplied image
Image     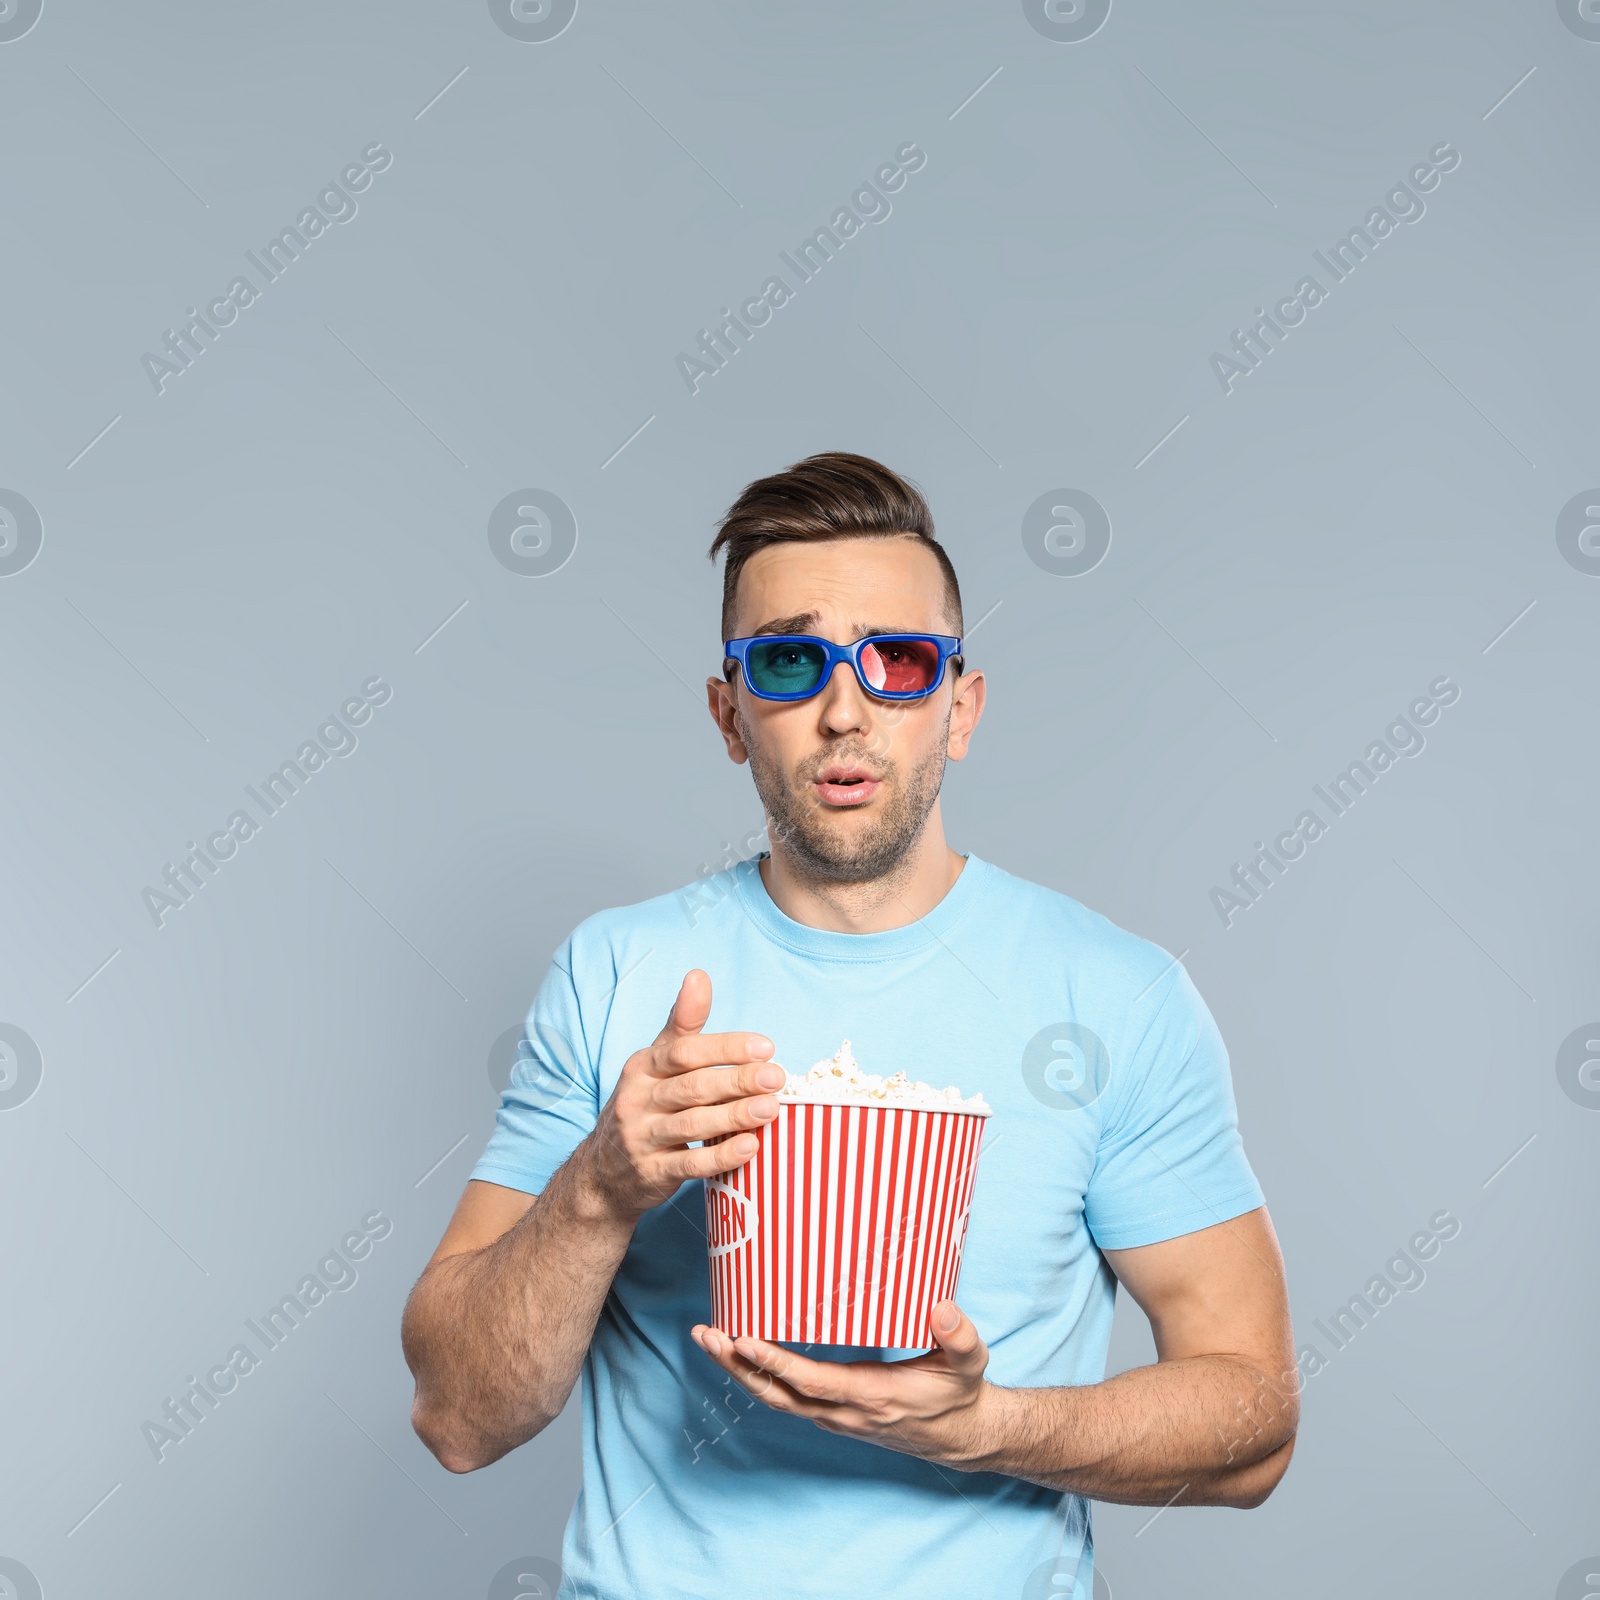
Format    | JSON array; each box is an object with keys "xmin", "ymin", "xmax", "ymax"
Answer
[
  {"xmin": 401, "ymin": 1151, "xmax": 632, "ymax": 1473},
  {"xmin": 960, "ymin": 1209, "xmax": 1299, "ymax": 1507}
]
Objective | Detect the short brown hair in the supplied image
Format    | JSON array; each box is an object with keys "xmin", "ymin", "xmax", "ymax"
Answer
[{"xmin": 708, "ymin": 451, "xmax": 964, "ymax": 640}]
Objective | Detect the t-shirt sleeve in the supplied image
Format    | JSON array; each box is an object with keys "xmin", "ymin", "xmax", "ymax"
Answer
[
  {"xmin": 469, "ymin": 945, "xmax": 600, "ymax": 1196},
  {"xmin": 1082, "ymin": 965, "xmax": 1265, "ymax": 1251}
]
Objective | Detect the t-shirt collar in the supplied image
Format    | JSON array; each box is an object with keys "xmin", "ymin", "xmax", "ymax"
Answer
[{"xmin": 732, "ymin": 851, "xmax": 991, "ymax": 962}]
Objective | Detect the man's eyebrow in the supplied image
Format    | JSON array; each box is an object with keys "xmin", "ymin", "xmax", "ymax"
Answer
[{"xmin": 750, "ymin": 612, "xmax": 819, "ymax": 637}]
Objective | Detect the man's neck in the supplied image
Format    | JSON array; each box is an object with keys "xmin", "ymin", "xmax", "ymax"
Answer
[{"xmin": 757, "ymin": 808, "xmax": 966, "ymax": 934}]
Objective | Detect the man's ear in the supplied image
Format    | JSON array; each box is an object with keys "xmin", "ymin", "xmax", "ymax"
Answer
[
  {"xmin": 945, "ymin": 666, "xmax": 985, "ymax": 762},
  {"xmin": 707, "ymin": 674, "xmax": 750, "ymax": 764}
]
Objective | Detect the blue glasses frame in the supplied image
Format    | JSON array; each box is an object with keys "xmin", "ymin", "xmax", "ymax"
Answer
[{"xmin": 723, "ymin": 633, "xmax": 963, "ymax": 702}]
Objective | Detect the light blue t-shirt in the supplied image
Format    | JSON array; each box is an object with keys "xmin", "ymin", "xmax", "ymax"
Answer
[{"xmin": 472, "ymin": 853, "xmax": 1264, "ymax": 1600}]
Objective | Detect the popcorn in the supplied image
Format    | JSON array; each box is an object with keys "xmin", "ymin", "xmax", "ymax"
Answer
[{"xmin": 774, "ymin": 1039, "xmax": 991, "ymax": 1116}]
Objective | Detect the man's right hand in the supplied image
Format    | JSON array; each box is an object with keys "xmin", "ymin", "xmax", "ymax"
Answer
[{"xmin": 580, "ymin": 969, "xmax": 783, "ymax": 1223}]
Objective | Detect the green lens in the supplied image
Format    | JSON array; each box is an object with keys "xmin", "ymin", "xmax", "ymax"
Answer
[{"xmin": 748, "ymin": 639, "xmax": 827, "ymax": 695}]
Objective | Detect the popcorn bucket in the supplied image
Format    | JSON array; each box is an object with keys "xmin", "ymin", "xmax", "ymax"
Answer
[{"xmin": 703, "ymin": 1098, "xmax": 988, "ymax": 1348}]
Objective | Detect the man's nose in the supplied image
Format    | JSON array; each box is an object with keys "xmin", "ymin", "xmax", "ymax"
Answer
[{"xmin": 817, "ymin": 660, "xmax": 871, "ymax": 735}]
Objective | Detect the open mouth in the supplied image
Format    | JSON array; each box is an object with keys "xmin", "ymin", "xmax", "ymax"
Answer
[{"xmin": 812, "ymin": 765, "xmax": 882, "ymax": 807}]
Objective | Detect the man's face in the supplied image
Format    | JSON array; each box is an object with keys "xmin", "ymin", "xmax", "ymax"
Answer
[{"xmin": 706, "ymin": 535, "xmax": 985, "ymax": 884}]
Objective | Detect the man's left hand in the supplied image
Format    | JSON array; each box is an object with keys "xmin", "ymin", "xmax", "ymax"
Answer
[{"xmin": 689, "ymin": 1301, "xmax": 999, "ymax": 1471}]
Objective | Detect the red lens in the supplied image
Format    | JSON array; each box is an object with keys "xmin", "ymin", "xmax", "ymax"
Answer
[{"xmin": 862, "ymin": 637, "xmax": 941, "ymax": 694}]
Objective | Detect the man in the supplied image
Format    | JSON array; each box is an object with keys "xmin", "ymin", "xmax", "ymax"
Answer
[{"xmin": 402, "ymin": 452, "xmax": 1297, "ymax": 1600}]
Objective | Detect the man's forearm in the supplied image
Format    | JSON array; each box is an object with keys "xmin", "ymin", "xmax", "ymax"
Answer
[
  {"xmin": 402, "ymin": 1139, "xmax": 635, "ymax": 1473},
  {"xmin": 958, "ymin": 1354, "xmax": 1298, "ymax": 1508}
]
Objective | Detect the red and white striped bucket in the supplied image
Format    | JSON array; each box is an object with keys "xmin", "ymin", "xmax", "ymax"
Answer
[{"xmin": 703, "ymin": 1098, "xmax": 988, "ymax": 1348}]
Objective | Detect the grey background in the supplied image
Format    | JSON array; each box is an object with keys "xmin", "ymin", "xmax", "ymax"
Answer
[{"xmin": 2, "ymin": 0, "xmax": 1596, "ymax": 1595}]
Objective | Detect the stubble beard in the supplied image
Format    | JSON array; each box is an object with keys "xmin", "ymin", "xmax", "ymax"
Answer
[{"xmin": 738, "ymin": 707, "xmax": 951, "ymax": 888}]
